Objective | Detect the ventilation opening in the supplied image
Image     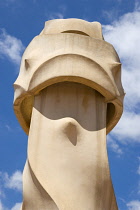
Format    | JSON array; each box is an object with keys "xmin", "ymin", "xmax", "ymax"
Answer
[
  {"xmin": 107, "ymin": 103, "xmax": 115, "ymax": 126},
  {"xmin": 62, "ymin": 30, "xmax": 89, "ymax": 36}
]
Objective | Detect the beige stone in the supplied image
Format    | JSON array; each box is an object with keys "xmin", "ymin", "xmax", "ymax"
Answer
[{"xmin": 14, "ymin": 19, "xmax": 124, "ymax": 209}]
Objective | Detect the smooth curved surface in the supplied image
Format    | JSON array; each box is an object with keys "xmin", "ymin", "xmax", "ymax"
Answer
[
  {"xmin": 13, "ymin": 19, "xmax": 124, "ymax": 135},
  {"xmin": 13, "ymin": 19, "xmax": 124, "ymax": 210},
  {"xmin": 21, "ymin": 83, "xmax": 118, "ymax": 210}
]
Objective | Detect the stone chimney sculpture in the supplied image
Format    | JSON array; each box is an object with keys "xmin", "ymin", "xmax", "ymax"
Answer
[{"xmin": 14, "ymin": 19, "xmax": 124, "ymax": 210}]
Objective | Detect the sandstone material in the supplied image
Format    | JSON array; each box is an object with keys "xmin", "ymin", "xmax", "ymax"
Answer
[
  {"xmin": 13, "ymin": 19, "xmax": 125, "ymax": 210},
  {"xmin": 14, "ymin": 18, "xmax": 124, "ymax": 135},
  {"xmin": 22, "ymin": 83, "xmax": 118, "ymax": 209}
]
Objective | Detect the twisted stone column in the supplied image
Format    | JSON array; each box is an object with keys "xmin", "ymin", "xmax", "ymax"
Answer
[{"xmin": 14, "ymin": 19, "xmax": 124, "ymax": 210}]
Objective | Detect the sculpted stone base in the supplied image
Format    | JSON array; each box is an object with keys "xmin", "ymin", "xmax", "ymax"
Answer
[{"xmin": 21, "ymin": 82, "xmax": 118, "ymax": 210}]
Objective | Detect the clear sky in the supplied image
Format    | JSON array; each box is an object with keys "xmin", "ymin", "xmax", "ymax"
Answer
[{"xmin": 0, "ymin": 0, "xmax": 140, "ymax": 209}]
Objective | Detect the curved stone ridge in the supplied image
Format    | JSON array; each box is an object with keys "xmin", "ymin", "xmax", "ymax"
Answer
[
  {"xmin": 13, "ymin": 18, "xmax": 124, "ymax": 134},
  {"xmin": 41, "ymin": 19, "xmax": 103, "ymax": 39}
]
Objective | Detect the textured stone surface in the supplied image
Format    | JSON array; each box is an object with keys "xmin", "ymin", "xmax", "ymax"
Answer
[{"xmin": 13, "ymin": 19, "xmax": 124, "ymax": 210}]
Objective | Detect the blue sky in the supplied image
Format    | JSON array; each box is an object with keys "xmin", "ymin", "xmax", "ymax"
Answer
[{"xmin": 0, "ymin": 0, "xmax": 140, "ymax": 209}]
